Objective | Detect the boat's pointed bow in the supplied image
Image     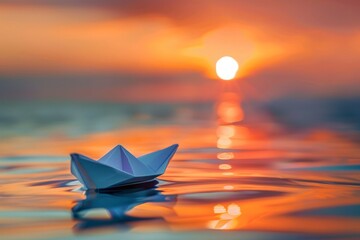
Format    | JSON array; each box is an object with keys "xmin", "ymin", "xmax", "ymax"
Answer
[
  {"xmin": 169, "ymin": 144, "xmax": 179, "ymax": 150},
  {"xmin": 70, "ymin": 153, "xmax": 135, "ymax": 189},
  {"xmin": 138, "ymin": 144, "xmax": 179, "ymax": 175}
]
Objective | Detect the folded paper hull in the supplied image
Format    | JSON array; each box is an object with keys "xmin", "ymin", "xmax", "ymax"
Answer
[{"xmin": 70, "ymin": 144, "xmax": 178, "ymax": 189}]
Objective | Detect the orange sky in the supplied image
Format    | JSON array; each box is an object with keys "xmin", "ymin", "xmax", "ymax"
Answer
[{"xmin": 0, "ymin": 0, "xmax": 359, "ymax": 101}]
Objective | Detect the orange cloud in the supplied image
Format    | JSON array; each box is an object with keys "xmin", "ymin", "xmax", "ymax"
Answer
[{"xmin": 0, "ymin": 6, "xmax": 197, "ymax": 74}]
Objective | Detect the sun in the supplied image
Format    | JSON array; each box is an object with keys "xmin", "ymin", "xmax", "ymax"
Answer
[{"xmin": 216, "ymin": 56, "xmax": 239, "ymax": 81}]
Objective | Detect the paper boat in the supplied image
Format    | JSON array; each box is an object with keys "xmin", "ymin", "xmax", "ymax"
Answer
[{"xmin": 70, "ymin": 144, "xmax": 178, "ymax": 189}]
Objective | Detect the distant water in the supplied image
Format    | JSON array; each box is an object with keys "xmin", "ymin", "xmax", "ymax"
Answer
[{"xmin": 0, "ymin": 99, "xmax": 359, "ymax": 240}]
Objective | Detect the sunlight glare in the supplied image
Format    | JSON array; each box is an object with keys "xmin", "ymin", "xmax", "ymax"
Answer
[{"xmin": 216, "ymin": 56, "xmax": 239, "ymax": 80}]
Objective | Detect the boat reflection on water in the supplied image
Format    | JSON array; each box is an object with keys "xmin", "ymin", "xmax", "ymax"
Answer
[{"xmin": 72, "ymin": 180, "xmax": 177, "ymax": 231}]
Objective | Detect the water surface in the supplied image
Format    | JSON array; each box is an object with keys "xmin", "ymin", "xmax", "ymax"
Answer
[{"xmin": 0, "ymin": 100, "xmax": 359, "ymax": 240}]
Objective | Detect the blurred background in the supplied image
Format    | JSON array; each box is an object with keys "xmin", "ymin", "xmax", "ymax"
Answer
[{"xmin": 1, "ymin": 0, "xmax": 360, "ymax": 138}]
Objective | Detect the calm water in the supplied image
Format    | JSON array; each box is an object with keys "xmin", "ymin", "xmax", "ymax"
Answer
[{"xmin": 1, "ymin": 97, "xmax": 359, "ymax": 240}]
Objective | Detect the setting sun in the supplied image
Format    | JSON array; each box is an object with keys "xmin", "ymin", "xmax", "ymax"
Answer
[{"xmin": 216, "ymin": 56, "xmax": 239, "ymax": 80}]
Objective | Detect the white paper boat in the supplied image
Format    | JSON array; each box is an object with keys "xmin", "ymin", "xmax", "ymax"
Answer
[{"xmin": 70, "ymin": 144, "xmax": 178, "ymax": 189}]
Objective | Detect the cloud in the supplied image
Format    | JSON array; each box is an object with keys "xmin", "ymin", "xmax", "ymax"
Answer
[{"xmin": 3, "ymin": 0, "xmax": 360, "ymax": 30}]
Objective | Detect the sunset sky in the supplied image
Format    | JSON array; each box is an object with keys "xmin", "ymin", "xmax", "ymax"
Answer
[{"xmin": 1, "ymin": 0, "xmax": 359, "ymax": 102}]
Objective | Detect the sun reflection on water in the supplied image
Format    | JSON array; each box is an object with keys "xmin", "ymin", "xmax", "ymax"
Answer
[
  {"xmin": 215, "ymin": 86, "xmax": 246, "ymax": 181},
  {"xmin": 208, "ymin": 203, "xmax": 242, "ymax": 230},
  {"xmin": 217, "ymin": 152, "xmax": 234, "ymax": 160}
]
